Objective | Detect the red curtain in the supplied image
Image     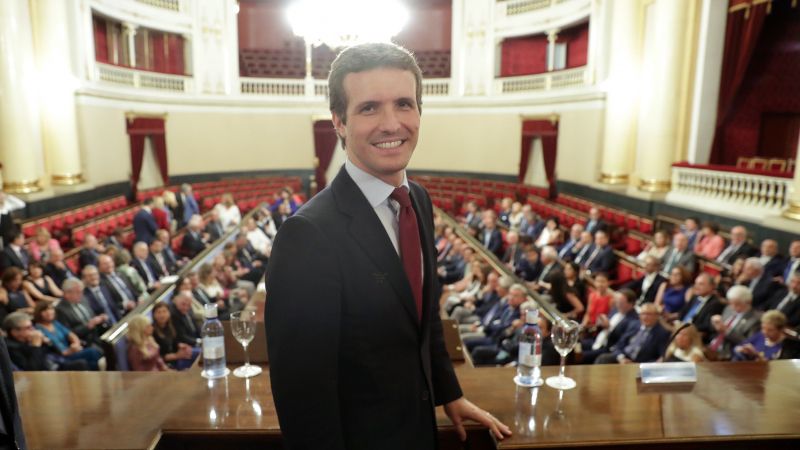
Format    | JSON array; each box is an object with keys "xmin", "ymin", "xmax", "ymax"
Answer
[
  {"xmin": 313, "ymin": 120, "xmax": 338, "ymax": 191},
  {"xmin": 126, "ymin": 118, "xmax": 168, "ymax": 198},
  {"xmin": 166, "ymin": 34, "xmax": 185, "ymax": 75},
  {"xmin": 708, "ymin": 0, "xmax": 768, "ymax": 164},
  {"xmin": 151, "ymin": 32, "xmax": 166, "ymax": 73},
  {"xmin": 93, "ymin": 16, "xmax": 108, "ymax": 63},
  {"xmin": 521, "ymin": 120, "xmax": 559, "ymax": 199},
  {"xmin": 500, "ymin": 35, "xmax": 548, "ymax": 77}
]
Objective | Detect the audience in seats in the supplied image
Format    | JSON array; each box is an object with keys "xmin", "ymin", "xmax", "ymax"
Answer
[
  {"xmin": 244, "ymin": 217, "xmax": 272, "ymax": 257},
  {"xmin": 254, "ymin": 206, "xmax": 278, "ymax": 239},
  {"xmin": 157, "ymin": 229, "xmax": 185, "ymax": 272},
  {"xmin": 28, "ymin": 227, "xmax": 61, "ymax": 263},
  {"xmin": 82, "ymin": 265, "xmax": 122, "ymax": 324},
  {"xmin": 783, "ymin": 240, "xmax": 800, "ymax": 283},
  {"xmin": 758, "ymin": 239, "xmax": 785, "ymax": 279},
  {"xmin": 563, "ymin": 262, "xmax": 587, "ymax": 305},
  {"xmin": 127, "ymin": 315, "xmax": 170, "ymax": 371},
  {"xmin": 625, "ymin": 256, "xmax": 667, "ymax": 307},
  {"xmin": 33, "ymin": 302, "xmax": 103, "ymax": 370},
  {"xmin": 177, "ymin": 183, "xmax": 200, "ymax": 228},
  {"xmin": 595, "ymin": 302, "xmax": 671, "ymax": 364},
  {"xmin": 571, "ymin": 231, "xmax": 595, "ymax": 266},
  {"xmin": 583, "ymin": 230, "xmax": 616, "ymax": 277},
  {"xmin": 215, "ymin": 193, "xmax": 241, "ymax": 232},
  {"xmin": 716, "ymin": 225, "xmax": 757, "ymax": 266},
  {"xmin": 502, "ymin": 231, "xmax": 523, "ymax": 267},
  {"xmin": 78, "ymin": 234, "xmax": 103, "ymax": 270},
  {"xmin": 104, "ymin": 229, "xmax": 126, "ymax": 252},
  {"xmin": 0, "ymin": 268, "xmax": 35, "ymax": 323},
  {"xmin": 113, "ymin": 250, "xmax": 147, "ymax": 299},
  {"xmin": 272, "ymin": 202, "xmax": 292, "ymax": 230},
  {"xmin": 655, "ymin": 266, "xmax": 690, "ymax": 319},
  {"xmin": 707, "ymin": 285, "xmax": 761, "ymax": 360},
  {"xmin": 55, "ymin": 278, "xmax": 110, "ymax": 347},
  {"xmin": 497, "ymin": 198, "xmax": 513, "ymax": 227},
  {"xmin": 181, "ymin": 214, "xmax": 209, "ymax": 258},
  {"xmin": 680, "ymin": 217, "xmax": 701, "ymax": 249},
  {"xmin": 0, "ymin": 192, "xmax": 25, "ymax": 246},
  {"xmin": 133, "ymin": 198, "xmax": 158, "ymax": 244},
  {"xmin": 45, "ymin": 248, "xmax": 76, "ymax": 288},
  {"xmin": 464, "ymin": 283, "xmax": 526, "ymax": 360},
  {"xmin": 582, "ymin": 272, "xmax": 613, "ymax": 330},
  {"xmin": 450, "ymin": 271, "xmax": 501, "ymax": 326},
  {"xmin": 0, "ymin": 231, "xmax": 30, "ymax": 273},
  {"xmin": 693, "ymin": 221, "xmax": 725, "ymax": 260},
  {"xmin": 461, "ymin": 201, "xmax": 482, "ymax": 230},
  {"xmin": 664, "ymin": 325, "xmax": 706, "ymax": 363},
  {"xmin": 535, "ymin": 217, "xmax": 562, "ymax": 249},
  {"xmin": 149, "ymin": 239, "xmax": 174, "ymax": 277},
  {"xmin": 131, "ymin": 242, "xmax": 161, "ymax": 291},
  {"xmin": 234, "ymin": 233, "xmax": 267, "ymax": 281},
  {"xmin": 97, "ymin": 254, "xmax": 138, "ymax": 313},
  {"xmin": 733, "ymin": 257, "xmax": 780, "ymax": 310},
  {"xmin": 459, "ymin": 276, "xmax": 512, "ymax": 340},
  {"xmin": 269, "ymin": 187, "xmax": 300, "ymax": 215},
  {"xmin": 212, "ymin": 252, "xmax": 254, "ymax": 296},
  {"xmin": 676, "ymin": 273, "xmax": 725, "ymax": 344},
  {"xmin": 661, "ymin": 233, "xmax": 697, "ymax": 275},
  {"xmin": 195, "ymin": 263, "xmax": 241, "ymax": 318},
  {"xmin": 519, "ymin": 208, "xmax": 543, "ymax": 238},
  {"xmin": 22, "ymin": 261, "xmax": 62, "ymax": 304},
  {"xmin": 204, "ymin": 209, "xmax": 225, "ymax": 242},
  {"xmin": 507, "ymin": 202, "xmax": 524, "ymax": 232},
  {"xmin": 528, "ymin": 246, "xmax": 561, "ymax": 295},
  {"xmin": 767, "ymin": 272, "xmax": 800, "ymax": 327},
  {"xmin": 581, "ymin": 286, "xmax": 640, "ymax": 364},
  {"xmin": 169, "ymin": 292, "xmax": 202, "ymax": 347},
  {"xmin": 442, "ymin": 261, "xmax": 490, "ymax": 314},
  {"xmin": 480, "ymin": 211, "xmax": 503, "ymax": 256},
  {"xmin": 162, "ymin": 191, "xmax": 180, "ymax": 231},
  {"xmin": 438, "ymin": 239, "xmax": 471, "ymax": 284},
  {"xmin": 732, "ymin": 310, "xmax": 787, "ymax": 361},
  {"xmin": 2, "ymin": 311, "xmax": 87, "ymax": 371},
  {"xmin": 637, "ymin": 230, "xmax": 671, "ymax": 262},
  {"xmin": 151, "ymin": 196, "xmax": 171, "ymax": 231},
  {"xmin": 515, "ymin": 247, "xmax": 542, "ymax": 282},
  {"xmin": 151, "ymin": 302, "xmax": 196, "ymax": 370},
  {"xmin": 557, "ymin": 224, "xmax": 584, "ymax": 261},
  {"xmin": 584, "ymin": 207, "xmax": 607, "ymax": 235}
]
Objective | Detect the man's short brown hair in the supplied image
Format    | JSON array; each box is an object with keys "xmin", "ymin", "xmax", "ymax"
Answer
[{"xmin": 328, "ymin": 42, "xmax": 423, "ymax": 124}]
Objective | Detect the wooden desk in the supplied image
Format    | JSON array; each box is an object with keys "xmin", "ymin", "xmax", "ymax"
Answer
[{"xmin": 14, "ymin": 361, "xmax": 800, "ymax": 449}]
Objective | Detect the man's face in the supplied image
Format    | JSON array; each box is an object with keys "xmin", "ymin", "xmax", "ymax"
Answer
[
  {"xmin": 789, "ymin": 241, "xmax": 800, "ymax": 258},
  {"xmin": 98, "ymin": 256, "xmax": 114, "ymax": 274},
  {"xmin": 639, "ymin": 307, "xmax": 659, "ymax": 327},
  {"xmin": 64, "ymin": 286, "xmax": 82, "ymax": 303},
  {"xmin": 175, "ymin": 297, "xmax": 191, "ymax": 314},
  {"xmin": 693, "ymin": 275, "xmax": 712, "ymax": 296},
  {"xmin": 644, "ymin": 257, "xmax": 660, "ymax": 274},
  {"xmin": 10, "ymin": 319, "xmax": 34, "ymax": 343},
  {"xmin": 789, "ymin": 275, "xmax": 800, "ymax": 294},
  {"xmin": 731, "ymin": 299, "xmax": 750, "ymax": 314},
  {"xmin": 83, "ymin": 268, "xmax": 100, "ymax": 287},
  {"xmin": 595, "ymin": 232, "xmax": 608, "ymax": 247},
  {"xmin": 731, "ymin": 226, "xmax": 746, "ymax": 244},
  {"xmin": 332, "ymin": 68, "xmax": 420, "ymax": 186},
  {"xmin": 761, "ymin": 240, "xmax": 777, "ymax": 257},
  {"xmin": 674, "ymin": 234, "xmax": 688, "ymax": 251},
  {"xmin": 509, "ymin": 289, "xmax": 526, "ymax": 307}
]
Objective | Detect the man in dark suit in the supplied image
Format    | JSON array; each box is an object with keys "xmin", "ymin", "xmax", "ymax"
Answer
[
  {"xmin": 501, "ymin": 231, "xmax": 523, "ymax": 267},
  {"xmin": 584, "ymin": 207, "xmax": 607, "ymax": 235},
  {"xmin": 733, "ymin": 257, "xmax": 780, "ymax": 310},
  {"xmin": 758, "ymin": 239, "xmax": 786, "ymax": 279},
  {"xmin": 661, "ymin": 233, "xmax": 697, "ymax": 275},
  {"xmin": 44, "ymin": 248, "xmax": 76, "ymax": 289},
  {"xmin": 0, "ymin": 231, "xmax": 28, "ymax": 273},
  {"xmin": 132, "ymin": 198, "xmax": 158, "ymax": 244},
  {"xmin": 97, "ymin": 255, "xmax": 137, "ymax": 314},
  {"xmin": 78, "ymin": 234, "xmax": 103, "ymax": 270},
  {"xmin": 571, "ymin": 230, "xmax": 595, "ymax": 266},
  {"xmin": 265, "ymin": 43, "xmax": 510, "ymax": 450},
  {"xmin": 461, "ymin": 201, "xmax": 482, "ymax": 230},
  {"xmin": 716, "ymin": 225, "xmax": 757, "ymax": 266},
  {"xmin": 170, "ymin": 292, "xmax": 201, "ymax": 346},
  {"xmin": 480, "ymin": 211, "xmax": 503, "ymax": 257},
  {"xmin": 130, "ymin": 242, "xmax": 161, "ymax": 291},
  {"xmin": 81, "ymin": 265, "xmax": 122, "ymax": 323},
  {"xmin": 515, "ymin": 247, "xmax": 542, "ymax": 282},
  {"xmin": 0, "ymin": 334, "xmax": 27, "ymax": 450},
  {"xmin": 55, "ymin": 278, "xmax": 110, "ymax": 346},
  {"xmin": 583, "ymin": 230, "xmax": 616, "ymax": 276},
  {"xmin": 708, "ymin": 285, "xmax": 761, "ymax": 360},
  {"xmin": 557, "ymin": 223, "xmax": 584, "ymax": 261},
  {"xmin": 677, "ymin": 273, "xmax": 725, "ymax": 343},
  {"xmin": 767, "ymin": 272, "xmax": 800, "ymax": 327},
  {"xmin": 581, "ymin": 289, "xmax": 640, "ymax": 364},
  {"xmin": 204, "ymin": 210, "xmax": 225, "ymax": 242},
  {"xmin": 782, "ymin": 240, "xmax": 800, "ymax": 284},
  {"xmin": 595, "ymin": 302, "xmax": 670, "ymax": 364},
  {"xmin": 624, "ymin": 256, "xmax": 667, "ymax": 306},
  {"xmin": 181, "ymin": 214, "xmax": 209, "ymax": 258}
]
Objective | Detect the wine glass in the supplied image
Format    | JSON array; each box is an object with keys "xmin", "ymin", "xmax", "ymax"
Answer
[
  {"xmin": 546, "ymin": 319, "xmax": 580, "ymax": 390},
  {"xmin": 231, "ymin": 310, "xmax": 262, "ymax": 378}
]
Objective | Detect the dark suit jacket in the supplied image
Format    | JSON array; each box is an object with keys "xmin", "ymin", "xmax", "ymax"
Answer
[
  {"xmin": 0, "ymin": 247, "xmax": 28, "ymax": 272},
  {"xmin": 0, "ymin": 337, "xmax": 27, "ymax": 449},
  {"xmin": 180, "ymin": 231, "xmax": 207, "ymax": 258},
  {"xmin": 557, "ymin": 239, "xmax": 579, "ymax": 261},
  {"xmin": 585, "ymin": 219, "xmax": 607, "ymax": 235},
  {"xmin": 55, "ymin": 299, "xmax": 105, "ymax": 344},
  {"xmin": 100, "ymin": 272, "xmax": 136, "ymax": 306},
  {"xmin": 613, "ymin": 322, "xmax": 671, "ymax": 363},
  {"xmin": 83, "ymin": 285, "xmax": 122, "ymax": 322},
  {"xmin": 131, "ymin": 258, "xmax": 160, "ymax": 287},
  {"xmin": 718, "ymin": 242, "xmax": 757, "ymax": 265},
  {"xmin": 761, "ymin": 255, "xmax": 787, "ymax": 279},
  {"xmin": 45, "ymin": 263, "xmax": 75, "ymax": 289},
  {"xmin": 737, "ymin": 276, "xmax": 780, "ymax": 310},
  {"xmin": 481, "ymin": 228, "xmax": 503, "ymax": 256},
  {"xmin": 606, "ymin": 309, "xmax": 641, "ymax": 351},
  {"xmin": 515, "ymin": 258, "xmax": 542, "ymax": 282},
  {"xmin": 146, "ymin": 254, "xmax": 168, "ymax": 278},
  {"xmin": 473, "ymin": 291, "xmax": 500, "ymax": 319},
  {"xmin": 624, "ymin": 273, "xmax": 667, "ymax": 305},
  {"xmin": 767, "ymin": 288, "xmax": 800, "ymax": 328},
  {"xmin": 679, "ymin": 295, "xmax": 725, "ymax": 342},
  {"xmin": 78, "ymin": 248, "xmax": 99, "ymax": 270},
  {"xmin": 661, "ymin": 248, "xmax": 697, "ymax": 275},
  {"xmin": 204, "ymin": 220, "xmax": 224, "ymax": 242},
  {"xmin": 502, "ymin": 244, "xmax": 524, "ymax": 266},
  {"xmin": 265, "ymin": 168, "xmax": 462, "ymax": 450},
  {"xmin": 132, "ymin": 209, "xmax": 157, "ymax": 244},
  {"xmin": 587, "ymin": 245, "xmax": 616, "ymax": 275},
  {"xmin": 170, "ymin": 305, "xmax": 201, "ymax": 346}
]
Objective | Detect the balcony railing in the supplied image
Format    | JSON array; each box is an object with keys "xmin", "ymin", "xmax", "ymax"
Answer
[
  {"xmin": 135, "ymin": 0, "xmax": 181, "ymax": 12},
  {"xmin": 95, "ymin": 63, "xmax": 192, "ymax": 93},
  {"xmin": 240, "ymin": 77, "xmax": 451, "ymax": 98},
  {"xmin": 498, "ymin": 0, "xmax": 580, "ymax": 17},
  {"xmin": 494, "ymin": 66, "xmax": 588, "ymax": 94},
  {"xmin": 667, "ymin": 163, "xmax": 793, "ymax": 219}
]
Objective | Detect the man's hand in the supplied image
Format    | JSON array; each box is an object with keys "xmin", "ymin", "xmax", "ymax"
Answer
[{"xmin": 443, "ymin": 397, "xmax": 511, "ymax": 442}]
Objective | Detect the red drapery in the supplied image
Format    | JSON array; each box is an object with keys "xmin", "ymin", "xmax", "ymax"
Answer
[
  {"xmin": 313, "ymin": 120, "xmax": 338, "ymax": 191},
  {"xmin": 520, "ymin": 120, "xmax": 559, "ymax": 199},
  {"xmin": 166, "ymin": 34, "xmax": 185, "ymax": 75},
  {"xmin": 708, "ymin": 0, "xmax": 769, "ymax": 164},
  {"xmin": 500, "ymin": 35, "xmax": 548, "ymax": 77},
  {"xmin": 126, "ymin": 118, "xmax": 169, "ymax": 199},
  {"xmin": 92, "ymin": 16, "xmax": 108, "ymax": 63}
]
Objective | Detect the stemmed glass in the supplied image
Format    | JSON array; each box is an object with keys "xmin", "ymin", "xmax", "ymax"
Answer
[
  {"xmin": 546, "ymin": 319, "xmax": 580, "ymax": 390},
  {"xmin": 231, "ymin": 310, "xmax": 262, "ymax": 378}
]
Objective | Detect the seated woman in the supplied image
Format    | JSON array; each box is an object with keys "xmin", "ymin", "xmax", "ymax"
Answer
[
  {"xmin": 733, "ymin": 310, "xmax": 787, "ymax": 361},
  {"xmin": 28, "ymin": 227, "xmax": 62, "ymax": 263},
  {"xmin": 0, "ymin": 267, "xmax": 36, "ymax": 323},
  {"xmin": 637, "ymin": 230, "xmax": 671, "ymax": 262},
  {"xmin": 582, "ymin": 272, "xmax": 613, "ymax": 332},
  {"xmin": 151, "ymin": 302, "xmax": 197, "ymax": 370},
  {"xmin": 33, "ymin": 302, "xmax": 103, "ymax": 370},
  {"xmin": 199, "ymin": 262, "xmax": 246, "ymax": 315},
  {"xmin": 507, "ymin": 202, "xmax": 524, "ymax": 232},
  {"xmin": 23, "ymin": 261, "xmax": 63, "ymax": 304},
  {"xmin": 664, "ymin": 325, "xmax": 706, "ymax": 363},
  {"xmin": 563, "ymin": 261, "xmax": 587, "ymax": 307},
  {"xmin": 550, "ymin": 272, "xmax": 585, "ymax": 320},
  {"xmin": 127, "ymin": 315, "xmax": 170, "ymax": 371},
  {"xmin": 655, "ymin": 266, "xmax": 690, "ymax": 320},
  {"xmin": 694, "ymin": 221, "xmax": 725, "ymax": 260},
  {"xmin": 535, "ymin": 217, "xmax": 561, "ymax": 248},
  {"xmin": 442, "ymin": 260, "xmax": 489, "ymax": 313}
]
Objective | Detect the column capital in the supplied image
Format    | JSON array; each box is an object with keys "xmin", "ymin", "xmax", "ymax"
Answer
[
  {"xmin": 123, "ymin": 22, "xmax": 138, "ymax": 35},
  {"xmin": 546, "ymin": 29, "xmax": 560, "ymax": 42}
]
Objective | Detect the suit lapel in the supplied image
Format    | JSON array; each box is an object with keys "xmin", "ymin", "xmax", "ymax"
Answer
[
  {"xmin": 410, "ymin": 182, "xmax": 435, "ymax": 333},
  {"xmin": 332, "ymin": 168, "xmax": 419, "ymax": 326}
]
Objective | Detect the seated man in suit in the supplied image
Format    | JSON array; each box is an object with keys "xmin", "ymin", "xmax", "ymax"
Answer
[
  {"xmin": 571, "ymin": 230, "xmax": 595, "ymax": 266},
  {"xmin": 104, "ymin": 229, "xmax": 126, "ymax": 252},
  {"xmin": 55, "ymin": 278, "xmax": 110, "ymax": 347},
  {"xmin": 527, "ymin": 246, "xmax": 560, "ymax": 294},
  {"xmin": 515, "ymin": 246, "xmax": 543, "ymax": 282},
  {"xmin": 766, "ymin": 271, "xmax": 800, "ymax": 328},
  {"xmin": 156, "ymin": 229, "xmax": 186, "ymax": 271},
  {"xmin": 438, "ymin": 240, "xmax": 469, "ymax": 285},
  {"xmin": 181, "ymin": 214, "xmax": 210, "ymax": 259},
  {"xmin": 584, "ymin": 207, "xmax": 607, "ymax": 235},
  {"xmin": 557, "ymin": 223, "xmax": 584, "ymax": 262},
  {"xmin": 758, "ymin": 239, "xmax": 786, "ymax": 279},
  {"xmin": 235, "ymin": 233, "xmax": 268, "ymax": 284},
  {"xmin": 661, "ymin": 233, "xmax": 697, "ymax": 275},
  {"xmin": 501, "ymin": 231, "xmax": 523, "ymax": 268},
  {"xmin": 170, "ymin": 292, "xmax": 202, "ymax": 346},
  {"xmin": 716, "ymin": 225, "xmax": 757, "ymax": 267},
  {"xmin": 113, "ymin": 250, "xmax": 148, "ymax": 299},
  {"xmin": 708, "ymin": 285, "xmax": 761, "ymax": 360},
  {"xmin": 459, "ymin": 276, "xmax": 513, "ymax": 339},
  {"xmin": 581, "ymin": 288, "xmax": 640, "ymax": 364},
  {"xmin": 677, "ymin": 273, "xmax": 725, "ymax": 343},
  {"xmin": 131, "ymin": 242, "xmax": 161, "ymax": 292},
  {"xmin": 583, "ymin": 230, "xmax": 616, "ymax": 276},
  {"xmin": 460, "ymin": 200, "xmax": 482, "ymax": 230},
  {"xmin": 624, "ymin": 255, "xmax": 667, "ymax": 306},
  {"xmin": 0, "ymin": 230, "xmax": 29, "ymax": 273},
  {"xmin": 480, "ymin": 211, "xmax": 503, "ymax": 257},
  {"xmin": 148, "ymin": 238, "xmax": 175, "ymax": 277},
  {"xmin": 450, "ymin": 271, "xmax": 502, "ymax": 325},
  {"xmin": 81, "ymin": 265, "xmax": 122, "ymax": 323},
  {"xmin": 595, "ymin": 302, "xmax": 671, "ymax": 364},
  {"xmin": 244, "ymin": 217, "xmax": 273, "ymax": 257},
  {"xmin": 133, "ymin": 198, "xmax": 158, "ymax": 244},
  {"xmin": 97, "ymin": 254, "xmax": 138, "ymax": 314},
  {"xmin": 733, "ymin": 257, "xmax": 780, "ymax": 310},
  {"xmin": 782, "ymin": 239, "xmax": 800, "ymax": 285},
  {"xmin": 44, "ymin": 248, "xmax": 76, "ymax": 289},
  {"xmin": 680, "ymin": 217, "xmax": 701, "ymax": 249},
  {"xmin": 78, "ymin": 234, "xmax": 104, "ymax": 270},
  {"xmin": 465, "ymin": 284, "xmax": 527, "ymax": 359},
  {"xmin": 204, "ymin": 209, "xmax": 225, "ymax": 242}
]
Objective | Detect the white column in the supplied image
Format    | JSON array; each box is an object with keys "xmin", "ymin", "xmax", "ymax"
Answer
[
  {"xmin": 634, "ymin": 0, "xmax": 692, "ymax": 192},
  {"xmin": 123, "ymin": 22, "xmax": 137, "ymax": 67},
  {"xmin": 449, "ymin": 0, "xmax": 464, "ymax": 96},
  {"xmin": 598, "ymin": 0, "xmax": 640, "ymax": 186},
  {"xmin": 30, "ymin": 0, "xmax": 84, "ymax": 186},
  {"xmin": 546, "ymin": 29, "xmax": 559, "ymax": 72},
  {"xmin": 782, "ymin": 138, "xmax": 800, "ymax": 221},
  {"xmin": 304, "ymin": 40, "xmax": 314, "ymax": 97},
  {"xmin": 0, "ymin": 0, "xmax": 44, "ymax": 193}
]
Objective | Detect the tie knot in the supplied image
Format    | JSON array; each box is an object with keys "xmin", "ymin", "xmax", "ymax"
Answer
[{"xmin": 390, "ymin": 187, "xmax": 411, "ymax": 208}]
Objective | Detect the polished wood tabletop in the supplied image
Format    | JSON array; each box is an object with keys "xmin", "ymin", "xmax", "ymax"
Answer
[{"xmin": 14, "ymin": 360, "xmax": 800, "ymax": 449}]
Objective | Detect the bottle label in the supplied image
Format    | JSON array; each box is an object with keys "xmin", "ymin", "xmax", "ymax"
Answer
[
  {"xmin": 203, "ymin": 336, "xmax": 225, "ymax": 359},
  {"xmin": 518, "ymin": 342, "xmax": 541, "ymax": 367}
]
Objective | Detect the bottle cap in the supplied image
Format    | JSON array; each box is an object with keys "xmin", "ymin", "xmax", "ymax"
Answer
[
  {"xmin": 204, "ymin": 303, "xmax": 218, "ymax": 319},
  {"xmin": 526, "ymin": 308, "xmax": 538, "ymax": 324}
]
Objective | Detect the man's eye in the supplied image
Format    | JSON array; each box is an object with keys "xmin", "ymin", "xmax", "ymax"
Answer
[{"xmin": 360, "ymin": 105, "xmax": 375, "ymax": 113}]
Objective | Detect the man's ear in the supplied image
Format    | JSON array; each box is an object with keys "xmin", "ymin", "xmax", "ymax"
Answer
[{"xmin": 331, "ymin": 112, "xmax": 346, "ymax": 139}]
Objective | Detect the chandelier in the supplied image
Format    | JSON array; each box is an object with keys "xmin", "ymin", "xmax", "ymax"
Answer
[{"xmin": 287, "ymin": 0, "xmax": 409, "ymax": 49}]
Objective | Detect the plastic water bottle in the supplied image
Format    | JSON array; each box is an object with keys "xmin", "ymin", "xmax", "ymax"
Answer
[
  {"xmin": 201, "ymin": 303, "xmax": 227, "ymax": 379},
  {"xmin": 516, "ymin": 308, "xmax": 543, "ymax": 387}
]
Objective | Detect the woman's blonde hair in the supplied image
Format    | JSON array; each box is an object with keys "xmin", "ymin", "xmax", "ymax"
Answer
[
  {"xmin": 665, "ymin": 325, "xmax": 704, "ymax": 361},
  {"xmin": 127, "ymin": 315, "xmax": 155, "ymax": 356}
]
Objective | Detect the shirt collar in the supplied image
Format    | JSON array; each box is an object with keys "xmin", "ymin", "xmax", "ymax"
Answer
[{"xmin": 345, "ymin": 158, "xmax": 409, "ymax": 208}]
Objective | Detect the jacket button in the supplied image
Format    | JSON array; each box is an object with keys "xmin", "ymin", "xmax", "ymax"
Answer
[{"xmin": 422, "ymin": 390, "xmax": 430, "ymax": 401}]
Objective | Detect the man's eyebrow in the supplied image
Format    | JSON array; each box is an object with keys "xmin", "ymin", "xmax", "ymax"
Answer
[{"xmin": 397, "ymin": 96, "xmax": 416, "ymax": 105}]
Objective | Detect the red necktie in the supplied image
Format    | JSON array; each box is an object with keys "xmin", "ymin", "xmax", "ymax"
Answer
[{"xmin": 391, "ymin": 187, "xmax": 423, "ymax": 321}]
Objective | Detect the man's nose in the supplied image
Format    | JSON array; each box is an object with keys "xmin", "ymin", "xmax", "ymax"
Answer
[{"xmin": 378, "ymin": 108, "xmax": 401, "ymax": 133}]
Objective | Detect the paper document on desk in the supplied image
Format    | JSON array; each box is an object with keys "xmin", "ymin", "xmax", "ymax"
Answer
[{"xmin": 639, "ymin": 362, "xmax": 697, "ymax": 384}]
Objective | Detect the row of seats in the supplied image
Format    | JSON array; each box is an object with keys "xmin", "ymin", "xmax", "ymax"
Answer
[
  {"xmin": 21, "ymin": 195, "xmax": 128, "ymax": 239},
  {"xmin": 554, "ymin": 194, "xmax": 654, "ymax": 234},
  {"xmin": 736, "ymin": 157, "xmax": 795, "ymax": 173}
]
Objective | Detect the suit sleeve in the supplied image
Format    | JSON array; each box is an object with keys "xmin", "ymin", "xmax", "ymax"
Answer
[{"xmin": 265, "ymin": 214, "xmax": 345, "ymax": 450}]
